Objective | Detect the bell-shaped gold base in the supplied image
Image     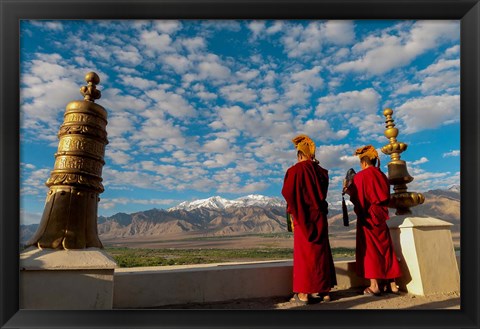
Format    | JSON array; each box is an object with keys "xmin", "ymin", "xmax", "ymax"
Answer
[
  {"xmin": 26, "ymin": 186, "xmax": 103, "ymax": 249},
  {"xmin": 387, "ymin": 161, "xmax": 414, "ymax": 186},
  {"xmin": 388, "ymin": 192, "xmax": 425, "ymax": 215}
]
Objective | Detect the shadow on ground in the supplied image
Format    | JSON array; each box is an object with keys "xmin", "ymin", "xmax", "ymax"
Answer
[{"xmin": 151, "ymin": 288, "xmax": 460, "ymax": 310}]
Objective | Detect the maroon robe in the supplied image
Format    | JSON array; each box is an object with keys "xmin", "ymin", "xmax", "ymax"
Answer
[
  {"xmin": 349, "ymin": 166, "xmax": 402, "ymax": 279},
  {"xmin": 282, "ymin": 160, "xmax": 337, "ymax": 294}
]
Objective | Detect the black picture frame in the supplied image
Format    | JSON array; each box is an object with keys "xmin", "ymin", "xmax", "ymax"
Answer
[{"xmin": 1, "ymin": 0, "xmax": 479, "ymax": 328}]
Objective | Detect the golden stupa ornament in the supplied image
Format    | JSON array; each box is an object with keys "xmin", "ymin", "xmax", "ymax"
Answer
[
  {"xmin": 381, "ymin": 108, "xmax": 424, "ymax": 215},
  {"xmin": 27, "ymin": 72, "xmax": 108, "ymax": 249}
]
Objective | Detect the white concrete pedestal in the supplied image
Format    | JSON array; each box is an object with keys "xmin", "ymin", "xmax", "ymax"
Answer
[
  {"xmin": 388, "ymin": 216, "xmax": 460, "ymax": 296},
  {"xmin": 20, "ymin": 247, "xmax": 117, "ymax": 309}
]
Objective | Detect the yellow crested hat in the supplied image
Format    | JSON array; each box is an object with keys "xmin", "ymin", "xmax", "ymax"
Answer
[
  {"xmin": 292, "ymin": 134, "xmax": 315, "ymax": 159},
  {"xmin": 355, "ymin": 145, "xmax": 380, "ymax": 167}
]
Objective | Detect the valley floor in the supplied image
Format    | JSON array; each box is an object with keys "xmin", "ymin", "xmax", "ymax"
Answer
[{"xmin": 101, "ymin": 231, "xmax": 460, "ymax": 250}]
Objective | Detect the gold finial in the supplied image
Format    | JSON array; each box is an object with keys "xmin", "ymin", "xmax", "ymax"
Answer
[
  {"xmin": 80, "ymin": 72, "xmax": 101, "ymax": 102},
  {"xmin": 381, "ymin": 108, "xmax": 424, "ymax": 215}
]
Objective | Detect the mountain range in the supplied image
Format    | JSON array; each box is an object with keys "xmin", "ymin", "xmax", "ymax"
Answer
[{"xmin": 20, "ymin": 186, "xmax": 460, "ymax": 244}]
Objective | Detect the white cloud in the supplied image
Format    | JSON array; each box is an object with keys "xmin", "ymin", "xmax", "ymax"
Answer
[
  {"xmin": 315, "ymin": 144, "xmax": 359, "ymax": 170},
  {"xmin": 101, "ymin": 88, "xmax": 150, "ymax": 113},
  {"xmin": 31, "ymin": 21, "xmax": 63, "ymax": 31},
  {"xmin": 323, "ymin": 20, "xmax": 355, "ymax": 45},
  {"xmin": 203, "ymin": 138, "xmax": 230, "ymax": 153},
  {"xmin": 134, "ymin": 116, "xmax": 186, "ymax": 148},
  {"xmin": 407, "ymin": 165, "xmax": 459, "ymax": 191},
  {"xmin": 280, "ymin": 66, "xmax": 325, "ymax": 106},
  {"xmin": 445, "ymin": 45, "xmax": 460, "ymax": 57},
  {"xmin": 197, "ymin": 60, "xmax": 231, "ymax": 81},
  {"xmin": 335, "ymin": 20, "xmax": 459, "ymax": 75},
  {"xmin": 248, "ymin": 21, "xmax": 266, "ymax": 39},
  {"xmin": 220, "ymin": 83, "xmax": 257, "ymax": 104},
  {"xmin": 180, "ymin": 37, "xmax": 206, "ymax": 53},
  {"xmin": 106, "ymin": 150, "xmax": 132, "ymax": 165},
  {"xmin": 419, "ymin": 59, "xmax": 459, "ymax": 75},
  {"xmin": 107, "ymin": 115, "xmax": 138, "ymax": 139},
  {"xmin": 153, "ymin": 20, "xmax": 182, "ymax": 34},
  {"xmin": 396, "ymin": 94, "xmax": 460, "ymax": 134},
  {"xmin": 114, "ymin": 45, "xmax": 142, "ymax": 66},
  {"xmin": 419, "ymin": 70, "xmax": 459, "ymax": 94},
  {"xmin": 282, "ymin": 20, "xmax": 354, "ymax": 58},
  {"xmin": 99, "ymin": 197, "xmax": 180, "ymax": 211},
  {"xmin": 411, "ymin": 157, "xmax": 429, "ymax": 165},
  {"xmin": 162, "ymin": 54, "xmax": 191, "ymax": 74},
  {"xmin": 20, "ymin": 56, "xmax": 89, "ymax": 141},
  {"xmin": 140, "ymin": 30, "xmax": 173, "ymax": 53},
  {"xmin": 266, "ymin": 21, "xmax": 284, "ymax": 35},
  {"xmin": 260, "ymin": 87, "xmax": 279, "ymax": 103},
  {"xmin": 20, "ymin": 168, "xmax": 50, "ymax": 196},
  {"xmin": 192, "ymin": 83, "xmax": 218, "ymax": 101},
  {"xmin": 443, "ymin": 150, "xmax": 460, "ymax": 158},
  {"xmin": 236, "ymin": 69, "xmax": 260, "ymax": 81},
  {"xmin": 291, "ymin": 66, "xmax": 323, "ymax": 88},
  {"xmin": 316, "ymin": 88, "xmax": 381, "ymax": 117},
  {"xmin": 146, "ymin": 88, "xmax": 195, "ymax": 118},
  {"xmin": 300, "ymin": 119, "xmax": 349, "ymax": 142},
  {"xmin": 118, "ymin": 75, "xmax": 157, "ymax": 90}
]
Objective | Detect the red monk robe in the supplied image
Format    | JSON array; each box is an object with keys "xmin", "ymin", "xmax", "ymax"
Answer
[
  {"xmin": 349, "ymin": 166, "xmax": 402, "ymax": 279},
  {"xmin": 282, "ymin": 160, "xmax": 337, "ymax": 294}
]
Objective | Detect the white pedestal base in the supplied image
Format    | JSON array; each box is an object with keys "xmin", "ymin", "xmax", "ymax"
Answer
[
  {"xmin": 20, "ymin": 247, "xmax": 117, "ymax": 309},
  {"xmin": 388, "ymin": 216, "xmax": 460, "ymax": 296}
]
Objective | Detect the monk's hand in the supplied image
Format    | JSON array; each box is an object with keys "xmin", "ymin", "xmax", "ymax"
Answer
[{"xmin": 342, "ymin": 179, "xmax": 350, "ymax": 194}]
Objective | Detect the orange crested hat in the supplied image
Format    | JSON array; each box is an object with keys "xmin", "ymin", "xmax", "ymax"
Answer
[
  {"xmin": 292, "ymin": 134, "xmax": 315, "ymax": 159},
  {"xmin": 355, "ymin": 145, "xmax": 380, "ymax": 167}
]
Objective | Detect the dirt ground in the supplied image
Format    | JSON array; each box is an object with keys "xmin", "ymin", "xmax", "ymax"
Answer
[{"xmin": 158, "ymin": 287, "xmax": 460, "ymax": 310}]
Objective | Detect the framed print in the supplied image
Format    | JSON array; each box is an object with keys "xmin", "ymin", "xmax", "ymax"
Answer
[{"xmin": 1, "ymin": 0, "xmax": 479, "ymax": 328}]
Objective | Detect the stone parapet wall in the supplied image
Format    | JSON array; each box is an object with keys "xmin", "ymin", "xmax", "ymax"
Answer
[{"xmin": 112, "ymin": 259, "xmax": 369, "ymax": 309}]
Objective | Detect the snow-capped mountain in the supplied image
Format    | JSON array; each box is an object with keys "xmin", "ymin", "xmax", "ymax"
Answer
[
  {"xmin": 447, "ymin": 184, "xmax": 460, "ymax": 193},
  {"xmin": 168, "ymin": 194, "xmax": 285, "ymax": 211}
]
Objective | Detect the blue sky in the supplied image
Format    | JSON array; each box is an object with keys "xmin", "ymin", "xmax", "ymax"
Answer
[{"xmin": 20, "ymin": 20, "xmax": 461, "ymax": 225}]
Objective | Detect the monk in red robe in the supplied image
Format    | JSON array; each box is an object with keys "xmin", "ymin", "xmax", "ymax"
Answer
[
  {"xmin": 282, "ymin": 135, "xmax": 337, "ymax": 304},
  {"xmin": 344, "ymin": 145, "xmax": 402, "ymax": 296}
]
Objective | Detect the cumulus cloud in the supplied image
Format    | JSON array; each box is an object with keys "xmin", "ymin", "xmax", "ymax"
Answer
[
  {"xmin": 411, "ymin": 157, "xmax": 429, "ymax": 165},
  {"xmin": 248, "ymin": 21, "xmax": 266, "ymax": 39},
  {"xmin": 197, "ymin": 59, "xmax": 231, "ymax": 81},
  {"xmin": 300, "ymin": 119, "xmax": 349, "ymax": 142},
  {"xmin": 443, "ymin": 150, "xmax": 460, "ymax": 158},
  {"xmin": 162, "ymin": 54, "xmax": 191, "ymax": 74},
  {"xmin": 220, "ymin": 83, "xmax": 257, "ymax": 104},
  {"xmin": 140, "ymin": 30, "xmax": 174, "ymax": 54},
  {"xmin": 282, "ymin": 20, "xmax": 355, "ymax": 58},
  {"xmin": 146, "ymin": 88, "xmax": 196, "ymax": 118},
  {"xmin": 20, "ymin": 168, "xmax": 50, "ymax": 196},
  {"xmin": 316, "ymin": 88, "xmax": 381, "ymax": 117},
  {"xmin": 31, "ymin": 21, "xmax": 64, "ymax": 31},
  {"xmin": 395, "ymin": 94, "xmax": 460, "ymax": 134},
  {"xmin": 153, "ymin": 20, "xmax": 182, "ymax": 34},
  {"xmin": 335, "ymin": 20, "xmax": 459, "ymax": 75}
]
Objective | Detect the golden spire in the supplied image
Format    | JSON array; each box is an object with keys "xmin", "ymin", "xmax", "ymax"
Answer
[
  {"xmin": 26, "ymin": 72, "xmax": 108, "ymax": 249},
  {"xmin": 381, "ymin": 108, "xmax": 424, "ymax": 215}
]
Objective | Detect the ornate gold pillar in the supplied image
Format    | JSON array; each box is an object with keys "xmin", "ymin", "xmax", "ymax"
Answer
[
  {"xmin": 27, "ymin": 72, "xmax": 108, "ymax": 249},
  {"xmin": 381, "ymin": 108, "xmax": 424, "ymax": 215}
]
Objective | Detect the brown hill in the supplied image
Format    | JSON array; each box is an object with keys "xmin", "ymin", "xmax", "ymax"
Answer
[{"xmin": 20, "ymin": 188, "xmax": 460, "ymax": 244}]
